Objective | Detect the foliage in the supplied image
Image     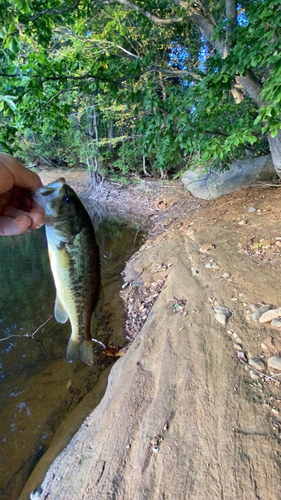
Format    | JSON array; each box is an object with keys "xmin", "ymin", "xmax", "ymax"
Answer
[{"xmin": 0, "ymin": 0, "xmax": 280, "ymax": 178}]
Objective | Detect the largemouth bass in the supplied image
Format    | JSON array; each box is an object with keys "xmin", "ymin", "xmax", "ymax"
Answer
[{"xmin": 33, "ymin": 178, "xmax": 102, "ymax": 366}]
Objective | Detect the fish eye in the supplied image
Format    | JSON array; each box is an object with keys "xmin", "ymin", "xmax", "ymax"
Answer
[{"xmin": 63, "ymin": 195, "xmax": 70, "ymax": 204}]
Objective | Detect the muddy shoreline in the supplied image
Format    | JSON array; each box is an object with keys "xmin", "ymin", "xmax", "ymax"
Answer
[{"xmin": 20, "ymin": 171, "xmax": 281, "ymax": 499}]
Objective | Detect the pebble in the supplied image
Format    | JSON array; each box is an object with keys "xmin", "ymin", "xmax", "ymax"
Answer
[
  {"xmin": 238, "ymin": 220, "xmax": 247, "ymax": 225},
  {"xmin": 215, "ymin": 313, "xmax": 228, "ymax": 325},
  {"xmin": 260, "ymin": 343, "xmax": 268, "ymax": 350},
  {"xmin": 222, "ymin": 272, "xmax": 231, "ymax": 279},
  {"xmin": 268, "ymin": 356, "xmax": 281, "ymax": 370},
  {"xmin": 214, "ymin": 305, "xmax": 230, "ymax": 316},
  {"xmin": 187, "ymin": 227, "xmax": 194, "ymax": 235},
  {"xmin": 235, "ymin": 336, "xmax": 242, "ymax": 344},
  {"xmin": 259, "ymin": 309, "xmax": 281, "ymax": 323},
  {"xmin": 252, "ymin": 304, "xmax": 270, "ymax": 321},
  {"xmin": 272, "ymin": 408, "xmax": 280, "ymax": 417},
  {"xmin": 248, "ymin": 207, "xmax": 256, "ymax": 212},
  {"xmin": 272, "ymin": 318, "xmax": 281, "ymax": 327},
  {"xmin": 199, "ymin": 243, "xmax": 215, "ymax": 253},
  {"xmin": 249, "ymin": 370, "xmax": 259, "ymax": 380},
  {"xmin": 205, "ymin": 262, "xmax": 219, "ymax": 269},
  {"xmin": 191, "ymin": 268, "xmax": 199, "ymax": 276},
  {"xmin": 250, "ymin": 303, "xmax": 260, "ymax": 312},
  {"xmin": 234, "ymin": 343, "xmax": 243, "ymax": 350},
  {"xmin": 249, "ymin": 357, "xmax": 267, "ymax": 372}
]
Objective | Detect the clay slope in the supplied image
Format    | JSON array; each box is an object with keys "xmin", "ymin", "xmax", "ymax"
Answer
[{"xmin": 29, "ymin": 226, "xmax": 281, "ymax": 500}]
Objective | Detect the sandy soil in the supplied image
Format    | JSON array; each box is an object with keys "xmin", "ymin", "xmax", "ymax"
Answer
[{"xmin": 21, "ymin": 170, "xmax": 281, "ymax": 500}]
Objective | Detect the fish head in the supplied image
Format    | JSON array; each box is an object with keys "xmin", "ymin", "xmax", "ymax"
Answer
[{"xmin": 33, "ymin": 178, "xmax": 90, "ymax": 235}]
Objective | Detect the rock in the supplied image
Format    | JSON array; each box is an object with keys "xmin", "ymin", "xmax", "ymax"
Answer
[
  {"xmin": 261, "ymin": 336, "xmax": 274, "ymax": 350},
  {"xmin": 250, "ymin": 304, "xmax": 260, "ymax": 312},
  {"xmin": 272, "ymin": 408, "xmax": 280, "ymax": 417},
  {"xmin": 259, "ymin": 309, "xmax": 281, "ymax": 323},
  {"xmin": 205, "ymin": 262, "xmax": 219, "ymax": 269},
  {"xmin": 181, "ymin": 155, "xmax": 275, "ymax": 200},
  {"xmin": 249, "ymin": 370, "xmax": 260, "ymax": 380},
  {"xmin": 214, "ymin": 306, "xmax": 230, "ymax": 316},
  {"xmin": 191, "ymin": 268, "xmax": 199, "ymax": 276},
  {"xmin": 272, "ymin": 318, "xmax": 281, "ymax": 327},
  {"xmin": 222, "ymin": 272, "xmax": 231, "ymax": 279},
  {"xmin": 215, "ymin": 313, "xmax": 228, "ymax": 325},
  {"xmin": 252, "ymin": 304, "xmax": 271, "ymax": 321},
  {"xmin": 199, "ymin": 243, "xmax": 215, "ymax": 253},
  {"xmin": 268, "ymin": 356, "xmax": 281, "ymax": 370},
  {"xmin": 248, "ymin": 207, "xmax": 256, "ymax": 212},
  {"xmin": 234, "ymin": 343, "xmax": 243, "ymax": 350},
  {"xmin": 238, "ymin": 220, "xmax": 248, "ymax": 225},
  {"xmin": 249, "ymin": 357, "xmax": 267, "ymax": 372}
]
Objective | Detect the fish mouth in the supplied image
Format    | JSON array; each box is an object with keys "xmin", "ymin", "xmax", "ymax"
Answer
[{"xmin": 40, "ymin": 178, "xmax": 66, "ymax": 197}]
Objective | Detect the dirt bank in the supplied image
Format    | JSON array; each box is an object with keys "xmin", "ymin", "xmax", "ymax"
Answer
[{"xmin": 22, "ymin": 173, "xmax": 281, "ymax": 499}]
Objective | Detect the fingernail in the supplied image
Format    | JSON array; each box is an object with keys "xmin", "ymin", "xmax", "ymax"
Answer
[{"xmin": 37, "ymin": 223, "xmax": 44, "ymax": 229}]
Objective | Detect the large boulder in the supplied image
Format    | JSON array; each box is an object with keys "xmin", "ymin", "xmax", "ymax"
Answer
[{"xmin": 181, "ymin": 154, "xmax": 275, "ymax": 200}]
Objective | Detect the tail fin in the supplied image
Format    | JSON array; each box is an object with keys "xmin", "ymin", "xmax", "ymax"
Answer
[{"xmin": 66, "ymin": 337, "xmax": 94, "ymax": 366}]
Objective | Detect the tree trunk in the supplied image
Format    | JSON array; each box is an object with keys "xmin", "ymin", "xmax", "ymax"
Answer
[
  {"xmin": 267, "ymin": 130, "xmax": 281, "ymax": 178},
  {"xmin": 108, "ymin": 120, "xmax": 114, "ymax": 152},
  {"xmin": 143, "ymin": 156, "xmax": 150, "ymax": 176}
]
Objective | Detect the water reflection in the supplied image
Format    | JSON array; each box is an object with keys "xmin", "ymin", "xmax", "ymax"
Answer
[{"xmin": 0, "ymin": 216, "xmax": 145, "ymax": 500}]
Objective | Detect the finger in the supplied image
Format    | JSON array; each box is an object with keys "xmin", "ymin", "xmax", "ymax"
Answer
[
  {"xmin": 28, "ymin": 209, "xmax": 45, "ymax": 230},
  {"xmin": 0, "ymin": 154, "xmax": 43, "ymax": 193},
  {"xmin": 0, "ymin": 215, "xmax": 31, "ymax": 236},
  {"xmin": 1, "ymin": 205, "xmax": 45, "ymax": 229}
]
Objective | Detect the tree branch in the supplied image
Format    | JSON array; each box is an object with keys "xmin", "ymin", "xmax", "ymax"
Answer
[
  {"xmin": 101, "ymin": 0, "xmax": 184, "ymax": 24},
  {"xmin": 225, "ymin": 0, "xmax": 237, "ymax": 55},
  {"xmin": 27, "ymin": 0, "xmax": 81, "ymax": 23},
  {"xmin": 236, "ymin": 70, "xmax": 263, "ymax": 105},
  {"xmin": 150, "ymin": 64, "xmax": 202, "ymax": 81}
]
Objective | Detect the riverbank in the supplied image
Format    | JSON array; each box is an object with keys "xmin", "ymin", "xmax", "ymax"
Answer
[{"xmin": 21, "ymin": 171, "xmax": 281, "ymax": 499}]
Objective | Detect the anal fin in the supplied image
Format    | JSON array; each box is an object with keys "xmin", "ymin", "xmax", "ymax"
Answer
[{"xmin": 55, "ymin": 294, "xmax": 69, "ymax": 323}]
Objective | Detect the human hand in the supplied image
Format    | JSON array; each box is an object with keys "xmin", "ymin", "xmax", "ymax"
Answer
[{"xmin": 0, "ymin": 153, "xmax": 45, "ymax": 236}]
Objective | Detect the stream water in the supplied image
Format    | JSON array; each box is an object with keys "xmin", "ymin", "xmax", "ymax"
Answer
[{"xmin": 0, "ymin": 215, "xmax": 145, "ymax": 500}]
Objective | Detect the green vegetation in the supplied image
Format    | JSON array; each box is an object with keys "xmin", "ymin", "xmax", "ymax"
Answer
[{"xmin": 0, "ymin": 0, "xmax": 281, "ymax": 179}]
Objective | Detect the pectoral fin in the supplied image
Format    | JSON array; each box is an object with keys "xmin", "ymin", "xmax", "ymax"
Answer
[{"xmin": 54, "ymin": 294, "xmax": 69, "ymax": 323}]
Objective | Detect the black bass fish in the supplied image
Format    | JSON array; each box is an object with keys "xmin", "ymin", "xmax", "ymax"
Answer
[{"xmin": 33, "ymin": 178, "xmax": 103, "ymax": 366}]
